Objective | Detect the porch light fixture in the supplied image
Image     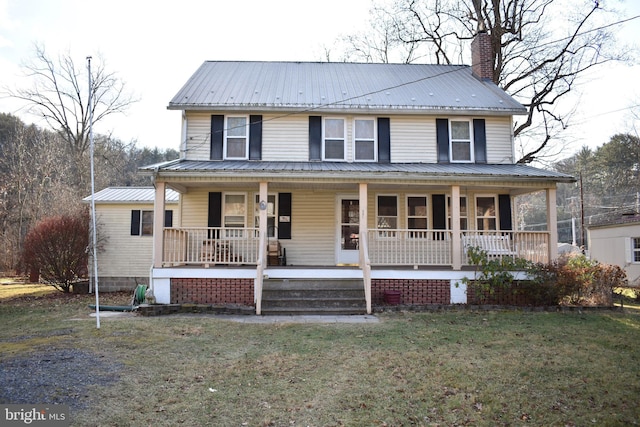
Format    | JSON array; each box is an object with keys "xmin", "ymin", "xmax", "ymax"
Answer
[{"xmin": 259, "ymin": 200, "xmax": 268, "ymax": 210}]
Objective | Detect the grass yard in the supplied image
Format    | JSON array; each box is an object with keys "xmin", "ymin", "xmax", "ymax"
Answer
[{"xmin": 1, "ymin": 287, "xmax": 639, "ymax": 426}]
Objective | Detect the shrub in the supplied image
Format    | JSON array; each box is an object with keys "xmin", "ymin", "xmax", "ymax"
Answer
[
  {"xmin": 462, "ymin": 246, "xmax": 545, "ymax": 305},
  {"xmin": 540, "ymin": 254, "xmax": 627, "ymax": 306},
  {"xmin": 23, "ymin": 210, "xmax": 89, "ymax": 293},
  {"xmin": 463, "ymin": 249, "xmax": 627, "ymax": 306}
]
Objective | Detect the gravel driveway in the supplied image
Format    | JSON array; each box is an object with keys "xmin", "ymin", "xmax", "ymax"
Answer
[{"xmin": 0, "ymin": 348, "xmax": 122, "ymax": 412}]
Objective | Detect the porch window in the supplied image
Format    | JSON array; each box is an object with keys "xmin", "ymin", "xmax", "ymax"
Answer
[
  {"xmin": 354, "ymin": 118, "xmax": 376, "ymax": 161},
  {"xmin": 476, "ymin": 196, "xmax": 497, "ymax": 231},
  {"xmin": 447, "ymin": 196, "xmax": 468, "ymax": 230},
  {"xmin": 224, "ymin": 193, "xmax": 246, "ymax": 237},
  {"xmin": 377, "ymin": 195, "xmax": 398, "ymax": 237},
  {"xmin": 323, "ymin": 118, "xmax": 346, "ymax": 160},
  {"xmin": 450, "ymin": 120, "xmax": 473, "ymax": 162},
  {"xmin": 407, "ymin": 196, "xmax": 428, "ymax": 238},
  {"xmin": 254, "ymin": 194, "xmax": 277, "ymax": 238},
  {"xmin": 225, "ymin": 116, "xmax": 249, "ymax": 159}
]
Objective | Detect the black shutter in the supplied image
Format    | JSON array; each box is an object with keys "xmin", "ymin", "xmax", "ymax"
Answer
[
  {"xmin": 473, "ymin": 119, "xmax": 487, "ymax": 164},
  {"xmin": 499, "ymin": 194, "xmax": 512, "ymax": 230},
  {"xmin": 436, "ymin": 119, "xmax": 449, "ymax": 163},
  {"xmin": 210, "ymin": 115, "xmax": 224, "ymax": 160},
  {"xmin": 432, "ymin": 195, "xmax": 446, "ymax": 229},
  {"xmin": 130, "ymin": 210, "xmax": 141, "ymax": 236},
  {"xmin": 164, "ymin": 210, "xmax": 173, "ymax": 228},
  {"xmin": 278, "ymin": 192, "xmax": 292, "ymax": 239},
  {"xmin": 208, "ymin": 192, "xmax": 222, "ymax": 239},
  {"xmin": 249, "ymin": 115, "xmax": 262, "ymax": 160},
  {"xmin": 377, "ymin": 117, "xmax": 390, "ymax": 163},
  {"xmin": 309, "ymin": 116, "xmax": 322, "ymax": 161}
]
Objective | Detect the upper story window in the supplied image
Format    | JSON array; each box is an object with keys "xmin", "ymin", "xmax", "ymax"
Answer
[
  {"xmin": 450, "ymin": 120, "xmax": 473, "ymax": 162},
  {"xmin": 225, "ymin": 116, "xmax": 249, "ymax": 159},
  {"xmin": 323, "ymin": 118, "xmax": 346, "ymax": 161},
  {"xmin": 354, "ymin": 118, "xmax": 377, "ymax": 161},
  {"xmin": 476, "ymin": 196, "xmax": 497, "ymax": 230}
]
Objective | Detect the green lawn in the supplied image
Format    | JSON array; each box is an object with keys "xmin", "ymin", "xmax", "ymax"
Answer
[{"xmin": 1, "ymin": 289, "xmax": 639, "ymax": 426}]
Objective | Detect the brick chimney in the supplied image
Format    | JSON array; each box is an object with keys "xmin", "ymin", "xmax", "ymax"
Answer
[{"xmin": 471, "ymin": 31, "xmax": 493, "ymax": 81}]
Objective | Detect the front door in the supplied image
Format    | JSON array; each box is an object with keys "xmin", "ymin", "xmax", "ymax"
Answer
[{"xmin": 337, "ymin": 197, "xmax": 360, "ymax": 265}]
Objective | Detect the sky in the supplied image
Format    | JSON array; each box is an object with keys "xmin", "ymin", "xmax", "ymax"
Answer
[{"xmin": 0, "ymin": 0, "xmax": 638, "ymax": 157}]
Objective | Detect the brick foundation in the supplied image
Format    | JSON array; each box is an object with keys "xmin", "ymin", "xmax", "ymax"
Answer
[
  {"xmin": 171, "ymin": 278, "xmax": 254, "ymax": 306},
  {"xmin": 372, "ymin": 279, "xmax": 450, "ymax": 305},
  {"xmin": 466, "ymin": 282, "xmax": 536, "ymax": 306}
]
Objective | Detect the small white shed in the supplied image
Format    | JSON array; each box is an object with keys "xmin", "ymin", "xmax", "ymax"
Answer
[{"xmin": 83, "ymin": 187, "xmax": 180, "ymax": 291}]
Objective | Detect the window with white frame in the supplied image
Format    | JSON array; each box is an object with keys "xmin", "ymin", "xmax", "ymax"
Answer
[
  {"xmin": 407, "ymin": 196, "xmax": 428, "ymax": 237},
  {"xmin": 377, "ymin": 195, "xmax": 398, "ymax": 237},
  {"xmin": 450, "ymin": 120, "xmax": 473, "ymax": 162},
  {"xmin": 323, "ymin": 118, "xmax": 346, "ymax": 160},
  {"xmin": 354, "ymin": 118, "xmax": 376, "ymax": 161},
  {"xmin": 254, "ymin": 194, "xmax": 277, "ymax": 238},
  {"xmin": 224, "ymin": 193, "xmax": 246, "ymax": 237},
  {"xmin": 447, "ymin": 196, "xmax": 468, "ymax": 230},
  {"xmin": 632, "ymin": 238, "xmax": 640, "ymax": 262},
  {"xmin": 476, "ymin": 196, "xmax": 497, "ymax": 231},
  {"xmin": 225, "ymin": 116, "xmax": 249, "ymax": 159}
]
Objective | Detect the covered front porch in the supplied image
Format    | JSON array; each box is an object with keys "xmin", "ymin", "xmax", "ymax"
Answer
[{"xmin": 149, "ymin": 176, "xmax": 560, "ymax": 314}]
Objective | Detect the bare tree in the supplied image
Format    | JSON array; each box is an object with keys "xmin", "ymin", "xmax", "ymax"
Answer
[
  {"xmin": 2, "ymin": 44, "xmax": 137, "ymax": 188},
  {"xmin": 336, "ymin": 0, "xmax": 633, "ymax": 163}
]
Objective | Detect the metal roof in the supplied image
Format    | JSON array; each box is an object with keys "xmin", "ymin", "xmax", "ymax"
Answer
[
  {"xmin": 140, "ymin": 160, "xmax": 575, "ymax": 183},
  {"xmin": 168, "ymin": 61, "xmax": 526, "ymax": 115},
  {"xmin": 82, "ymin": 187, "xmax": 180, "ymax": 204}
]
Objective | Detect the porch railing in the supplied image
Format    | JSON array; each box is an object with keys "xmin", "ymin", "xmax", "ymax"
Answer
[
  {"xmin": 162, "ymin": 227, "xmax": 550, "ymax": 268},
  {"xmin": 368, "ymin": 229, "xmax": 550, "ymax": 266},
  {"xmin": 368, "ymin": 229, "xmax": 453, "ymax": 266},
  {"xmin": 163, "ymin": 227, "xmax": 260, "ymax": 266},
  {"xmin": 462, "ymin": 230, "xmax": 549, "ymax": 265}
]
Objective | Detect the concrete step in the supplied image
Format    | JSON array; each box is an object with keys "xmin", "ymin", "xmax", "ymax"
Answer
[
  {"xmin": 261, "ymin": 278, "xmax": 366, "ymax": 315},
  {"xmin": 260, "ymin": 307, "xmax": 367, "ymax": 316}
]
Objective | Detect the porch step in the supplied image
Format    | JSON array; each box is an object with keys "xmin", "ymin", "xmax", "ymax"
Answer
[{"xmin": 261, "ymin": 279, "xmax": 366, "ymax": 315}]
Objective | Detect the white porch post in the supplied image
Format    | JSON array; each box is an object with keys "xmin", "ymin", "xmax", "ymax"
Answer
[
  {"xmin": 153, "ymin": 182, "xmax": 166, "ymax": 268},
  {"xmin": 258, "ymin": 181, "xmax": 268, "ymax": 265},
  {"xmin": 359, "ymin": 183, "xmax": 372, "ymax": 314},
  {"xmin": 255, "ymin": 181, "xmax": 268, "ymax": 315},
  {"xmin": 546, "ymin": 186, "xmax": 558, "ymax": 261},
  {"xmin": 451, "ymin": 185, "xmax": 462, "ymax": 270}
]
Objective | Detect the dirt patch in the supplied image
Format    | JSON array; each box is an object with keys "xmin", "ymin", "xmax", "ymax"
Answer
[{"xmin": 0, "ymin": 348, "xmax": 122, "ymax": 411}]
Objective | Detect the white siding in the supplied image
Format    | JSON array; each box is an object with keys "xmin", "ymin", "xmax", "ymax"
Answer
[
  {"xmin": 179, "ymin": 188, "xmax": 211, "ymax": 227},
  {"xmin": 184, "ymin": 112, "xmax": 214, "ymax": 160},
  {"xmin": 390, "ymin": 116, "xmax": 436, "ymax": 163},
  {"xmin": 262, "ymin": 114, "xmax": 308, "ymax": 161},
  {"xmin": 285, "ymin": 190, "xmax": 335, "ymax": 265},
  {"xmin": 485, "ymin": 116, "xmax": 514, "ymax": 164}
]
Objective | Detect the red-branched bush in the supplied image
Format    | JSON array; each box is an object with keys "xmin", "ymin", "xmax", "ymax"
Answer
[{"xmin": 23, "ymin": 210, "xmax": 89, "ymax": 293}]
